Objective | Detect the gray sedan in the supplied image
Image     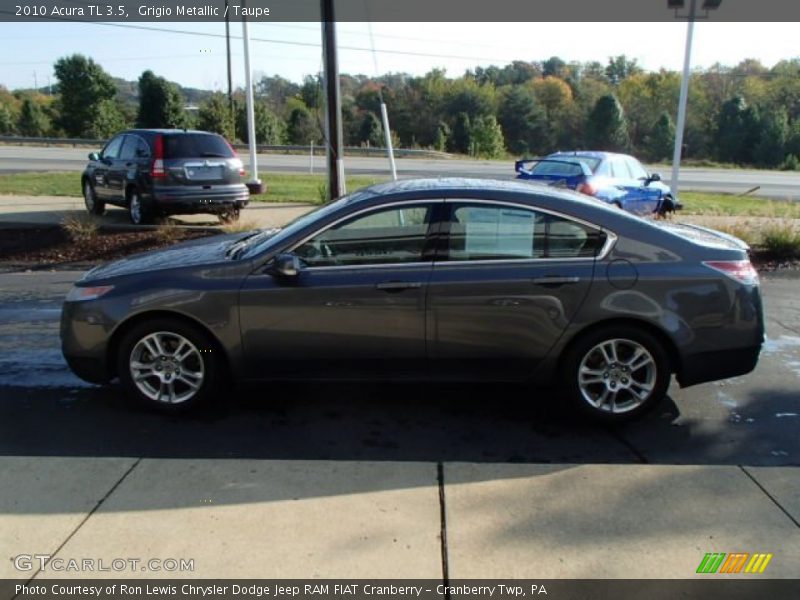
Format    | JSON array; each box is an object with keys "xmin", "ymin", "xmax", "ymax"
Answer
[{"xmin": 60, "ymin": 178, "xmax": 764, "ymax": 422}]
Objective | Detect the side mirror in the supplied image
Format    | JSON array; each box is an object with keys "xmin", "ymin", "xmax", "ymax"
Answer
[
  {"xmin": 88, "ymin": 152, "xmax": 101, "ymax": 161},
  {"xmin": 270, "ymin": 253, "xmax": 302, "ymax": 278},
  {"xmin": 649, "ymin": 172, "xmax": 661, "ymax": 182}
]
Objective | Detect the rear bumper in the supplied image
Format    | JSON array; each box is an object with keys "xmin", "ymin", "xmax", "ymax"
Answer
[
  {"xmin": 677, "ymin": 345, "xmax": 761, "ymax": 387},
  {"xmin": 149, "ymin": 186, "xmax": 250, "ymax": 215}
]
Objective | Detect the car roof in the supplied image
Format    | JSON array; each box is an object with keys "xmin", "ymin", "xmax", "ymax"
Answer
[
  {"xmin": 547, "ymin": 150, "xmax": 629, "ymax": 161},
  {"xmin": 345, "ymin": 177, "xmax": 615, "ymax": 212},
  {"xmin": 123, "ymin": 129, "xmax": 221, "ymax": 136}
]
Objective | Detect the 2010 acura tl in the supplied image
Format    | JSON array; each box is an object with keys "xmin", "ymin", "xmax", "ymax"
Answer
[{"xmin": 60, "ymin": 179, "xmax": 764, "ymax": 422}]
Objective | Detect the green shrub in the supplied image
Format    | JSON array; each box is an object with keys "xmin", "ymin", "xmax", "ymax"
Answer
[{"xmin": 760, "ymin": 223, "xmax": 800, "ymax": 258}]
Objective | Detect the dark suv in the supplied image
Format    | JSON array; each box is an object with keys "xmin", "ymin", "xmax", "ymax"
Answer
[{"xmin": 82, "ymin": 129, "xmax": 250, "ymax": 224}]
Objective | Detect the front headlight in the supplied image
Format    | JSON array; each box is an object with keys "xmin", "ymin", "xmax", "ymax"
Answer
[{"xmin": 65, "ymin": 285, "xmax": 114, "ymax": 302}]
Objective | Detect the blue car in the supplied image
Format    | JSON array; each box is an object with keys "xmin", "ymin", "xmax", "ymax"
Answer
[{"xmin": 515, "ymin": 151, "xmax": 681, "ymax": 216}]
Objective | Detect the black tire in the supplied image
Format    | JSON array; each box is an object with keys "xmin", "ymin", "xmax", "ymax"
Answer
[
  {"xmin": 560, "ymin": 325, "xmax": 671, "ymax": 423},
  {"xmin": 657, "ymin": 195, "xmax": 675, "ymax": 217},
  {"xmin": 83, "ymin": 179, "xmax": 105, "ymax": 216},
  {"xmin": 612, "ymin": 201, "xmax": 623, "ymax": 210},
  {"xmin": 219, "ymin": 208, "xmax": 241, "ymax": 224},
  {"xmin": 116, "ymin": 318, "xmax": 222, "ymax": 413},
  {"xmin": 127, "ymin": 188, "xmax": 153, "ymax": 225}
]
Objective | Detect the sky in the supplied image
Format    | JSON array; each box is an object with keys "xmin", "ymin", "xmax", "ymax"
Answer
[{"xmin": 0, "ymin": 21, "xmax": 798, "ymax": 91}]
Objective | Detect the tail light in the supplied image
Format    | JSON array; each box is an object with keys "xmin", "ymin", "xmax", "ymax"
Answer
[
  {"xmin": 577, "ymin": 182, "xmax": 597, "ymax": 196},
  {"xmin": 224, "ymin": 139, "xmax": 246, "ymax": 176},
  {"xmin": 150, "ymin": 135, "xmax": 166, "ymax": 179},
  {"xmin": 703, "ymin": 260, "xmax": 759, "ymax": 285}
]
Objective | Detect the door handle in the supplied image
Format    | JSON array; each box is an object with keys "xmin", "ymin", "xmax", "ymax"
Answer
[
  {"xmin": 532, "ymin": 276, "xmax": 580, "ymax": 286},
  {"xmin": 375, "ymin": 281, "xmax": 422, "ymax": 292}
]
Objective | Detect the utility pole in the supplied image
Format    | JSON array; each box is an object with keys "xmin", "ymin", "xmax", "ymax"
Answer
[
  {"xmin": 321, "ymin": 0, "xmax": 345, "ymax": 200},
  {"xmin": 670, "ymin": 0, "xmax": 696, "ymax": 197}
]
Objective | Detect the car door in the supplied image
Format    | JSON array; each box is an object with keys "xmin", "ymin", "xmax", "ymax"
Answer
[
  {"xmin": 92, "ymin": 134, "xmax": 124, "ymax": 202},
  {"xmin": 106, "ymin": 135, "xmax": 135, "ymax": 203},
  {"xmin": 238, "ymin": 200, "xmax": 443, "ymax": 380},
  {"xmin": 427, "ymin": 199, "xmax": 605, "ymax": 381},
  {"xmin": 625, "ymin": 157, "xmax": 662, "ymax": 213}
]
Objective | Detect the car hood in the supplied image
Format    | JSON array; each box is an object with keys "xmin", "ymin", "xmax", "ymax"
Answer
[{"xmin": 80, "ymin": 232, "xmax": 244, "ymax": 282}]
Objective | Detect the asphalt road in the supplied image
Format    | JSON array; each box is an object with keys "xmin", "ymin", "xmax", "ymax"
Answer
[
  {"xmin": 0, "ymin": 269, "xmax": 798, "ymax": 466},
  {"xmin": 2, "ymin": 145, "xmax": 800, "ymax": 199}
]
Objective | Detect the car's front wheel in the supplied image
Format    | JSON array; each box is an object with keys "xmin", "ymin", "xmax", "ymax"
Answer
[
  {"xmin": 117, "ymin": 319, "xmax": 222, "ymax": 412},
  {"xmin": 83, "ymin": 180, "xmax": 105, "ymax": 216},
  {"xmin": 561, "ymin": 325, "xmax": 671, "ymax": 423}
]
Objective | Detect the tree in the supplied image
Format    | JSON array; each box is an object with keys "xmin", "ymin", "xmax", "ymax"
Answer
[
  {"xmin": 0, "ymin": 103, "xmax": 14, "ymax": 134},
  {"xmin": 715, "ymin": 95, "xmax": 760, "ymax": 164},
  {"xmin": 646, "ymin": 112, "xmax": 675, "ymax": 162},
  {"xmin": 85, "ymin": 99, "xmax": 127, "ymax": 139},
  {"xmin": 469, "ymin": 115, "xmax": 505, "ymax": 158},
  {"xmin": 136, "ymin": 70, "xmax": 188, "ymax": 129},
  {"xmin": 357, "ymin": 112, "xmax": 383, "ymax": 146},
  {"xmin": 587, "ymin": 94, "xmax": 629, "ymax": 151},
  {"xmin": 449, "ymin": 112, "xmax": 471, "ymax": 154},
  {"xmin": 497, "ymin": 86, "xmax": 546, "ymax": 155},
  {"xmin": 17, "ymin": 98, "xmax": 49, "ymax": 137},
  {"xmin": 53, "ymin": 54, "xmax": 119, "ymax": 137},
  {"xmin": 197, "ymin": 92, "xmax": 234, "ymax": 140},
  {"xmin": 287, "ymin": 106, "xmax": 320, "ymax": 145},
  {"xmin": 236, "ymin": 101, "xmax": 285, "ymax": 145},
  {"xmin": 542, "ymin": 56, "xmax": 567, "ymax": 78},
  {"xmin": 606, "ymin": 55, "xmax": 642, "ymax": 86},
  {"xmin": 433, "ymin": 121, "xmax": 449, "ymax": 152},
  {"xmin": 753, "ymin": 109, "xmax": 788, "ymax": 167}
]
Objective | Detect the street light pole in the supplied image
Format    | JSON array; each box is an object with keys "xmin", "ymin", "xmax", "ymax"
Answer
[
  {"xmin": 670, "ymin": 0, "xmax": 696, "ymax": 197},
  {"xmin": 241, "ymin": 9, "xmax": 264, "ymax": 194}
]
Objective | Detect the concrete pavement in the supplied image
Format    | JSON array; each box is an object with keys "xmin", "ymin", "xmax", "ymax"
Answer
[{"xmin": 1, "ymin": 457, "xmax": 798, "ymax": 579}]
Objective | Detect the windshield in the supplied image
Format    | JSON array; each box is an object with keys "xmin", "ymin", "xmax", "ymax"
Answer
[{"xmin": 240, "ymin": 190, "xmax": 374, "ymax": 259}]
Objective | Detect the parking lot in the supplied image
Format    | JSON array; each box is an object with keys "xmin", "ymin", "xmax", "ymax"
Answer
[{"xmin": 0, "ymin": 269, "xmax": 798, "ymax": 580}]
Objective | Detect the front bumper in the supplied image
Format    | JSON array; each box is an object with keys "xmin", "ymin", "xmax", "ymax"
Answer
[{"xmin": 60, "ymin": 301, "xmax": 113, "ymax": 384}]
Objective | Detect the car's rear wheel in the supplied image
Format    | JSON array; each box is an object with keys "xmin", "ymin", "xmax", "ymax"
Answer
[
  {"xmin": 83, "ymin": 180, "xmax": 105, "ymax": 216},
  {"xmin": 219, "ymin": 208, "xmax": 240, "ymax": 223},
  {"xmin": 117, "ymin": 319, "xmax": 222, "ymax": 412},
  {"xmin": 128, "ymin": 189, "xmax": 153, "ymax": 225},
  {"xmin": 561, "ymin": 325, "xmax": 671, "ymax": 423}
]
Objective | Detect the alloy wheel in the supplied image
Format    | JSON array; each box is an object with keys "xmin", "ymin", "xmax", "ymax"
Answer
[{"xmin": 129, "ymin": 331, "xmax": 205, "ymax": 404}]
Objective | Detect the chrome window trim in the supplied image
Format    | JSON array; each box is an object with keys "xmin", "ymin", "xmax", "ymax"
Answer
[
  {"xmin": 283, "ymin": 196, "xmax": 617, "ymax": 271},
  {"xmin": 442, "ymin": 198, "xmax": 617, "ymax": 263},
  {"xmin": 286, "ymin": 199, "xmax": 442, "ymax": 269}
]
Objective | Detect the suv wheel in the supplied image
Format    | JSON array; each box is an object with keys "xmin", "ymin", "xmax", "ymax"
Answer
[
  {"xmin": 117, "ymin": 319, "xmax": 222, "ymax": 412},
  {"xmin": 128, "ymin": 189, "xmax": 152, "ymax": 225},
  {"xmin": 219, "ymin": 208, "xmax": 240, "ymax": 224},
  {"xmin": 83, "ymin": 180, "xmax": 105, "ymax": 216},
  {"xmin": 561, "ymin": 325, "xmax": 671, "ymax": 423}
]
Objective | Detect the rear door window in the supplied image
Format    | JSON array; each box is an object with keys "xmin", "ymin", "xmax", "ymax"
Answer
[
  {"xmin": 447, "ymin": 202, "xmax": 607, "ymax": 260},
  {"xmin": 164, "ymin": 134, "xmax": 234, "ymax": 159}
]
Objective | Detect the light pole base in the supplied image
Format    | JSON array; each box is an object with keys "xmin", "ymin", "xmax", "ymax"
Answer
[{"xmin": 246, "ymin": 180, "xmax": 266, "ymax": 195}]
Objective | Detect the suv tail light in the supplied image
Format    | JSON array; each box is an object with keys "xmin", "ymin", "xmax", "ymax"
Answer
[
  {"xmin": 703, "ymin": 260, "xmax": 759, "ymax": 285},
  {"xmin": 224, "ymin": 139, "xmax": 246, "ymax": 176},
  {"xmin": 151, "ymin": 135, "xmax": 166, "ymax": 179},
  {"xmin": 577, "ymin": 182, "xmax": 597, "ymax": 196}
]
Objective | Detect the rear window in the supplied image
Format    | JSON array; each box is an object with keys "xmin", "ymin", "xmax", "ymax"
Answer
[
  {"xmin": 163, "ymin": 134, "xmax": 234, "ymax": 159},
  {"xmin": 531, "ymin": 157, "xmax": 601, "ymax": 177}
]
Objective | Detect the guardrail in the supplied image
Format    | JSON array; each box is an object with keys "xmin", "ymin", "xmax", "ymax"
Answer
[{"xmin": 0, "ymin": 135, "xmax": 453, "ymax": 159}]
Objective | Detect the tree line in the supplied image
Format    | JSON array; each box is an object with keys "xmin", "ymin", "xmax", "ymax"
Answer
[{"xmin": 2, "ymin": 53, "xmax": 800, "ymax": 169}]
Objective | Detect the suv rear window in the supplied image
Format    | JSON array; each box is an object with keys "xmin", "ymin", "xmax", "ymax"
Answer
[{"xmin": 163, "ymin": 134, "xmax": 234, "ymax": 159}]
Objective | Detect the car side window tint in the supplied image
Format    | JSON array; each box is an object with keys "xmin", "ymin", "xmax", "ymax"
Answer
[
  {"xmin": 594, "ymin": 160, "xmax": 611, "ymax": 177},
  {"xmin": 119, "ymin": 136, "xmax": 137, "ymax": 160},
  {"xmin": 626, "ymin": 158, "xmax": 648, "ymax": 180},
  {"xmin": 448, "ymin": 203, "xmax": 606, "ymax": 260},
  {"xmin": 102, "ymin": 136, "xmax": 124, "ymax": 160},
  {"xmin": 294, "ymin": 204, "xmax": 434, "ymax": 268},
  {"xmin": 610, "ymin": 157, "xmax": 631, "ymax": 179}
]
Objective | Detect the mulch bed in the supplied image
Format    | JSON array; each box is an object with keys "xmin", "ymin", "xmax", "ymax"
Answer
[{"xmin": 0, "ymin": 226, "xmax": 217, "ymax": 266}]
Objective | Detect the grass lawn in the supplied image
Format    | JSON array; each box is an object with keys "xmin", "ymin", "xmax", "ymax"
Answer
[{"xmin": 1, "ymin": 171, "xmax": 799, "ymax": 217}]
